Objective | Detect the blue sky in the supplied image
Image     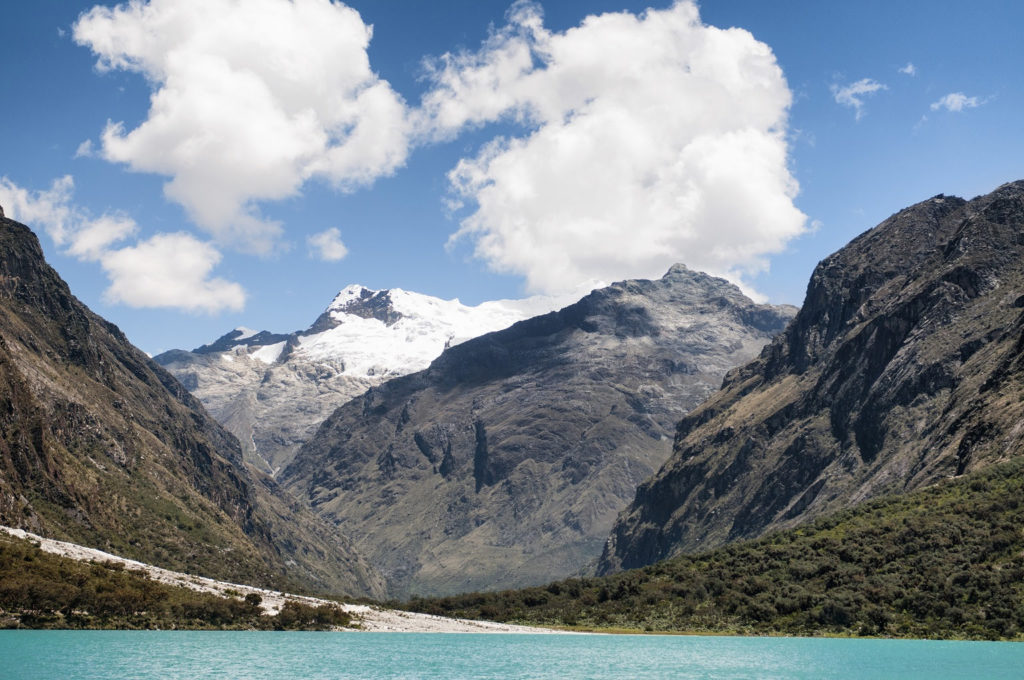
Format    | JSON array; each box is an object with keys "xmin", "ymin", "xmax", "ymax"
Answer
[{"xmin": 1, "ymin": 0, "xmax": 1021, "ymax": 355}]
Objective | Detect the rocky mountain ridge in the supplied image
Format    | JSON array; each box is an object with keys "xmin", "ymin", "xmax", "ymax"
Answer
[
  {"xmin": 600, "ymin": 180, "xmax": 1024, "ymax": 574},
  {"xmin": 156, "ymin": 285, "xmax": 568, "ymax": 473},
  {"xmin": 282, "ymin": 265, "xmax": 796, "ymax": 597},
  {"xmin": 0, "ymin": 211, "xmax": 384, "ymax": 598}
]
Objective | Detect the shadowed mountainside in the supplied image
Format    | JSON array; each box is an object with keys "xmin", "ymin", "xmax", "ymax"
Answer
[
  {"xmin": 601, "ymin": 180, "xmax": 1024, "ymax": 573},
  {"xmin": 283, "ymin": 266, "xmax": 794, "ymax": 597}
]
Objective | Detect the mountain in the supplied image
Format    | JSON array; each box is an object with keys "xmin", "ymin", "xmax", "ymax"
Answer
[
  {"xmin": 600, "ymin": 180, "xmax": 1024, "ymax": 574},
  {"xmin": 281, "ymin": 265, "xmax": 795, "ymax": 597},
  {"xmin": 156, "ymin": 285, "xmax": 566, "ymax": 474},
  {"xmin": 0, "ymin": 211, "xmax": 385, "ymax": 598}
]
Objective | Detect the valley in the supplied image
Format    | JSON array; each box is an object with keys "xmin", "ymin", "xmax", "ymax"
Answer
[
  {"xmin": 3, "ymin": 180, "xmax": 1024, "ymax": 638},
  {"xmin": 3, "ymin": 2, "xmax": 1022, "ymax": 677}
]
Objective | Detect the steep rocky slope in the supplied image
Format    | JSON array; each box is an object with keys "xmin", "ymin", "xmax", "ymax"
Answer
[
  {"xmin": 282, "ymin": 266, "xmax": 794, "ymax": 597},
  {"xmin": 0, "ymin": 212, "xmax": 384, "ymax": 598},
  {"xmin": 601, "ymin": 180, "xmax": 1024, "ymax": 573},
  {"xmin": 156, "ymin": 287, "xmax": 564, "ymax": 474}
]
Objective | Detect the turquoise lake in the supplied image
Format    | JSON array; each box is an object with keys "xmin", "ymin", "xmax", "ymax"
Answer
[{"xmin": 2, "ymin": 631, "xmax": 1022, "ymax": 679}]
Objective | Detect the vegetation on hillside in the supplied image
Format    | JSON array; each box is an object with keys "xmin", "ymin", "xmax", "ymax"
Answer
[
  {"xmin": 0, "ymin": 535, "xmax": 352, "ymax": 630},
  {"xmin": 406, "ymin": 459, "xmax": 1024, "ymax": 640}
]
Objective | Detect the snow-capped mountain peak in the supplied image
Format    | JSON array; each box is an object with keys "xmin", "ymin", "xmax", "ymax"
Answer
[
  {"xmin": 327, "ymin": 285, "xmax": 404, "ymax": 326},
  {"xmin": 156, "ymin": 282, "xmax": 578, "ymax": 473},
  {"xmin": 299, "ymin": 285, "xmax": 571, "ymax": 377}
]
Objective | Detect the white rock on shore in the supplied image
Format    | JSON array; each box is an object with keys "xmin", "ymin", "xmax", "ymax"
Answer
[{"xmin": 0, "ymin": 526, "xmax": 561, "ymax": 634}]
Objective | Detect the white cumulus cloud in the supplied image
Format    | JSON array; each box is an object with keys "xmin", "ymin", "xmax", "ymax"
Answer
[
  {"xmin": 307, "ymin": 227, "xmax": 349, "ymax": 261},
  {"xmin": 831, "ymin": 78, "xmax": 887, "ymax": 120},
  {"xmin": 419, "ymin": 0, "xmax": 806, "ymax": 294},
  {"xmin": 100, "ymin": 232, "xmax": 246, "ymax": 313},
  {"xmin": 899, "ymin": 62, "xmax": 916, "ymax": 76},
  {"xmin": 66, "ymin": 213, "xmax": 138, "ymax": 261},
  {"xmin": 0, "ymin": 175, "xmax": 78, "ymax": 245},
  {"xmin": 0, "ymin": 176, "xmax": 244, "ymax": 314},
  {"xmin": 930, "ymin": 92, "xmax": 982, "ymax": 112},
  {"xmin": 73, "ymin": 0, "xmax": 411, "ymax": 254}
]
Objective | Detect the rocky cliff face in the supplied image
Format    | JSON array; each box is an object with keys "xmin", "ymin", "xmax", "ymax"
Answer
[
  {"xmin": 156, "ymin": 286, "xmax": 564, "ymax": 474},
  {"xmin": 600, "ymin": 181, "xmax": 1024, "ymax": 574},
  {"xmin": 0, "ymin": 212, "xmax": 385, "ymax": 598},
  {"xmin": 281, "ymin": 266, "xmax": 795, "ymax": 597}
]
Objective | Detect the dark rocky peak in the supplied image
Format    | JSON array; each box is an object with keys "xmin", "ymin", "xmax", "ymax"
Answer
[
  {"xmin": 303, "ymin": 286, "xmax": 403, "ymax": 335},
  {"xmin": 191, "ymin": 328, "xmax": 292, "ymax": 354},
  {"xmin": 658, "ymin": 263, "xmax": 751, "ymax": 302},
  {"xmin": 761, "ymin": 182, "xmax": 1024, "ymax": 380},
  {"xmin": 582, "ymin": 265, "xmax": 795, "ymax": 339},
  {"xmin": 1, "ymin": 214, "xmax": 76, "ymax": 315},
  {"xmin": 0, "ymin": 214, "xmax": 131, "ymax": 376},
  {"xmin": 597, "ymin": 264, "xmax": 740, "ymax": 304},
  {"xmin": 767, "ymin": 193, "xmax": 969, "ymax": 376},
  {"xmin": 426, "ymin": 264, "xmax": 794, "ymax": 387},
  {"xmin": 304, "ymin": 309, "xmax": 340, "ymax": 335},
  {"xmin": 657, "ymin": 264, "xmax": 798, "ymax": 332},
  {"xmin": 340, "ymin": 287, "xmax": 403, "ymax": 325}
]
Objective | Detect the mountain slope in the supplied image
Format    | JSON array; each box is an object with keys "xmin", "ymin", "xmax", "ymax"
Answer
[
  {"xmin": 601, "ymin": 180, "xmax": 1024, "ymax": 573},
  {"xmin": 282, "ymin": 266, "xmax": 794, "ymax": 597},
  {"xmin": 0, "ymin": 212, "xmax": 384, "ymax": 598},
  {"xmin": 156, "ymin": 286, "xmax": 565, "ymax": 473}
]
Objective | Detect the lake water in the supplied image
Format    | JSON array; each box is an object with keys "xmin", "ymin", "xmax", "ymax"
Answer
[{"xmin": 1, "ymin": 631, "xmax": 1022, "ymax": 679}]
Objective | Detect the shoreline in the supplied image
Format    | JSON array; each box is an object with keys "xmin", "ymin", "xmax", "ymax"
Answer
[{"xmin": 0, "ymin": 526, "xmax": 563, "ymax": 634}]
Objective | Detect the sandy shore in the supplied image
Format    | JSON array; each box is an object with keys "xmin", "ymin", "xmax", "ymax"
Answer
[{"xmin": 0, "ymin": 526, "xmax": 560, "ymax": 633}]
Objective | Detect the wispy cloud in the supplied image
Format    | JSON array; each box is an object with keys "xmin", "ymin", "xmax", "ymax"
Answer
[
  {"xmin": 930, "ymin": 92, "xmax": 982, "ymax": 112},
  {"xmin": 898, "ymin": 62, "xmax": 916, "ymax": 76},
  {"xmin": 74, "ymin": 139, "xmax": 95, "ymax": 158},
  {"xmin": 65, "ymin": 213, "xmax": 137, "ymax": 261},
  {"xmin": 0, "ymin": 175, "xmax": 77, "ymax": 245},
  {"xmin": 307, "ymin": 227, "xmax": 349, "ymax": 262},
  {"xmin": 831, "ymin": 78, "xmax": 887, "ymax": 121}
]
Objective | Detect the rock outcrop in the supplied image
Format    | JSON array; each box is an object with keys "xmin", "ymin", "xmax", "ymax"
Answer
[
  {"xmin": 0, "ymin": 213, "xmax": 385, "ymax": 598},
  {"xmin": 600, "ymin": 181, "xmax": 1024, "ymax": 574},
  {"xmin": 282, "ymin": 266, "xmax": 795, "ymax": 597}
]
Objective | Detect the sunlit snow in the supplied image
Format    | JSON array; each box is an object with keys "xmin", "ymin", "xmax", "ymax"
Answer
[
  {"xmin": 251, "ymin": 340, "xmax": 287, "ymax": 365},
  {"xmin": 290, "ymin": 285, "xmax": 574, "ymax": 377}
]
